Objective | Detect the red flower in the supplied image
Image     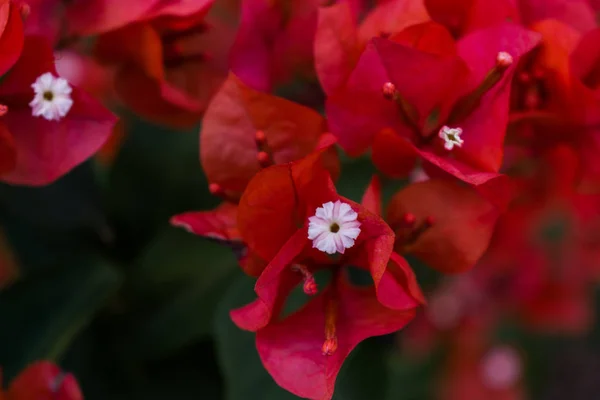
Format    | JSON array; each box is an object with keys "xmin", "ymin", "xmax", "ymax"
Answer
[
  {"xmin": 0, "ymin": 35, "xmax": 116, "ymax": 185},
  {"xmin": 230, "ymin": 0, "xmax": 363, "ymax": 91},
  {"xmin": 65, "ymin": 0, "xmax": 215, "ymax": 36},
  {"xmin": 229, "ymin": 151, "xmax": 423, "ymax": 399},
  {"xmin": 517, "ymin": 0, "xmax": 597, "ymax": 33},
  {"xmin": 314, "ymin": 0, "xmax": 431, "ymax": 96},
  {"xmin": 3, "ymin": 361, "xmax": 83, "ymax": 400},
  {"xmin": 92, "ymin": 0, "xmax": 231, "ymax": 128},
  {"xmin": 476, "ymin": 145, "xmax": 600, "ymax": 333},
  {"xmin": 425, "ymin": 0, "xmax": 519, "ymax": 38},
  {"xmin": 326, "ymin": 22, "xmax": 540, "ymax": 203},
  {"xmin": 230, "ymin": 0, "xmax": 320, "ymax": 91},
  {"xmin": 358, "ymin": 0, "xmax": 429, "ymax": 43},
  {"xmin": 437, "ymin": 321, "xmax": 525, "ymax": 400},
  {"xmin": 20, "ymin": 0, "xmax": 62, "ymax": 44},
  {"xmin": 172, "ymin": 72, "xmax": 338, "ymax": 275},
  {"xmin": 314, "ymin": 2, "xmax": 360, "ymax": 96},
  {"xmin": 200, "ymin": 72, "xmax": 337, "ymax": 199}
]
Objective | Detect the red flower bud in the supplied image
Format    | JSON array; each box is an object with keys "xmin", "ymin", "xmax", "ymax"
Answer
[
  {"xmin": 257, "ymin": 151, "xmax": 273, "ymax": 168},
  {"xmin": 382, "ymin": 82, "xmax": 397, "ymax": 100},
  {"xmin": 303, "ymin": 277, "xmax": 318, "ymax": 295},
  {"xmin": 402, "ymin": 212, "xmax": 417, "ymax": 227},
  {"xmin": 255, "ymin": 130, "xmax": 267, "ymax": 146},
  {"xmin": 208, "ymin": 183, "xmax": 224, "ymax": 197},
  {"xmin": 496, "ymin": 51, "xmax": 513, "ymax": 69}
]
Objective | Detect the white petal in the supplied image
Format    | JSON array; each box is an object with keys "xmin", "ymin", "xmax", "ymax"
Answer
[
  {"xmin": 340, "ymin": 234, "xmax": 356, "ymax": 248},
  {"xmin": 341, "ymin": 227, "xmax": 361, "ymax": 240}
]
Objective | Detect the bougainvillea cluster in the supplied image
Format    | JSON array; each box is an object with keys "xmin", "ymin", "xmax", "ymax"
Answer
[{"xmin": 2, "ymin": 0, "xmax": 600, "ymax": 398}]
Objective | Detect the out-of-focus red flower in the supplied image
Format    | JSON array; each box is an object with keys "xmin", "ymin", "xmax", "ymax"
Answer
[
  {"xmin": 3, "ymin": 361, "xmax": 83, "ymax": 400},
  {"xmin": 437, "ymin": 320, "xmax": 525, "ymax": 400},
  {"xmin": 65, "ymin": 0, "xmax": 161, "ymax": 36},
  {"xmin": 230, "ymin": 0, "xmax": 318, "ymax": 91},
  {"xmin": 314, "ymin": 0, "xmax": 430, "ymax": 96},
  {"xmin": 314, "ymin": 2, "xmax": 360, "ymax": 96},
  {"xmin": 92, "ymin": 0, "xmax": 231, "ymax": 128},
  {"xmin": 55, "ymin": 50, "xmax": 116, "ymax": 104},
  {"xmin": 477, "ymin": 145, "xmax": 600, "ymax": 334},
  {"xmin": 505, "ymin": 19, "xmax": 600, "ymax": 196},
  {"xmin": 229, "ymin": 150, "xmax": 423, "ymax": 400},
  {"xmin": 561, "ymin": 27, "xmax": 600, "ymax": 189},
  {"xmin": 326, "ymin": 22, "xmax": 540, "ymax": 205},
  {"xmin": 357, "ymin": 0, "xmax": 429, "ymax": 44},
  {"xmin": 425, "ymin": 0, "xmax": 519, "ymax": 38},
  {"xmin": 517, "ymin": 0, "xmax": 597, "ymax": 33},
  {"xmin": 230, "ymin": 0, "xmax": 364, "ymax": 91},
  {"xmin": 0, "ymin": 35, "xmax": 117, "ymax": 185},
  {"xmin": 19, "ymin": 0, "xmax": 61, "ymax": 44}
]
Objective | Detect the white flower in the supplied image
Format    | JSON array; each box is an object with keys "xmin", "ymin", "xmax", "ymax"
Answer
[
  {"xmin": 308, "ymin": 200, "xmax": 361, "ymax": 255},
  {"xmin": 29, "ymin": 72, "xmax": 73, "ymax": 121},
  {"xmin": 438, "ymin": 125, "xmax": 464, "ymax": 151}
]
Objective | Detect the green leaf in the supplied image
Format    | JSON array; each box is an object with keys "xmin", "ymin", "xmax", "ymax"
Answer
[
  {"xmin": 336, "ymin": 157, "xmax": 377, "ymax": 203},
  {"xmin": 107, "ymin": 118, "xmax": 217, "ymax": 250},
  {"xmin": 333, "ymin": 337, "xmax": 392, "ymax": 400},
  {"xmin": 123, "ymin": 227, "xmax": 238, "ymax": 359},
  {"xmin": 0, "ymin": 161, "xmax": 107, "ymax": 233},
  {"xmin": 385, "ymin": 349, "xmax": 443, "ymax": 400},
  {"xmin": 63, "ymin": 326, "xmax": 223, "ymax": 400},
  {"xmin": 214, "ymin": 275, "xmax": 298, "ymax": 400},
  {"xmin": 0, "ymin": 259, "xmax": 122, "ymax": 381},
  {"xmin": 127, "ymin": 227, "xmax": 237, "ymax": 296}
]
